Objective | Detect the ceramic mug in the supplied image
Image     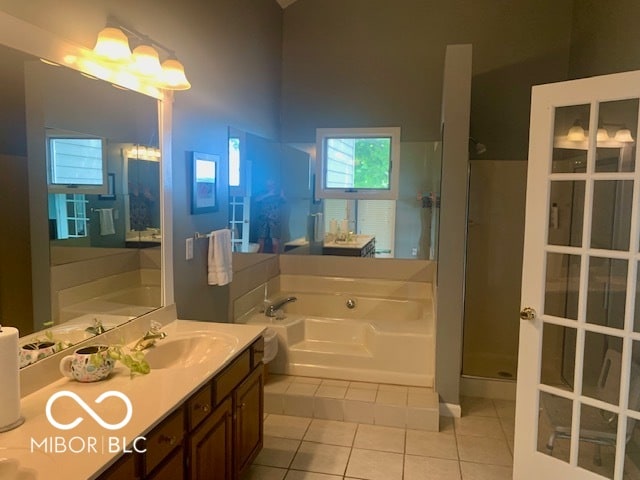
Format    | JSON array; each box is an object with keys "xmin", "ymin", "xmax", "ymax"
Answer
[
  {"xmin": 59, "ymin": 345, "xmax": 115, "ymax": 382},
  {"xmin": 19, "ymin": 341, "xmax": 59, "ymax": 368}
]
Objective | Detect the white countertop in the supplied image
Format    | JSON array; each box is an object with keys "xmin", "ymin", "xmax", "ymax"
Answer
[
  {"xmin": 0, "ymin": 320, "xmax": 265, "ymax": 480},
  {"xmin": 323, "ymin": 234, "xmax": 374, "ymax": 249},
  {"xmin": 285, "ymin": 234, "xmax": 375, "ymax": 250}
]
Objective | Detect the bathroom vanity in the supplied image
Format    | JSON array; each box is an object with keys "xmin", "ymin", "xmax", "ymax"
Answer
[
  {"xmin": 1, "ymin": 316, "xmax": 265, "ymax": 480},
  {"xmin": 100, "ymin": 333, "xmax": 264, "ymax": 480}
]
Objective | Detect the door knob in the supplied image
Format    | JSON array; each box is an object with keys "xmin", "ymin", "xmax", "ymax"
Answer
[{"xmin": 520, "ymin": 307, "xmax": 536, "ymax": 320}]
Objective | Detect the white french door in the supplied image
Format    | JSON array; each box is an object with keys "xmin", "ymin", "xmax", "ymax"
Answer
[{"xmin": 514, "ymin": 70, "xmax": 640, "ymax": 479}]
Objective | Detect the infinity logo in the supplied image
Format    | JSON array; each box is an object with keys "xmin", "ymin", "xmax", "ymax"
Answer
[{"xmin": 45, "ymin": 391, "xmax": 133, "ymax": 431}]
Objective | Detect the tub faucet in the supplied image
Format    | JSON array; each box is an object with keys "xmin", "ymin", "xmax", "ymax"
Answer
[
  {"xmin": 133, "ymin": 321, "xmax": 167, "ymax": 351},
  {"xmin": 265, "ymin": 296, "xmax": 297, "ymax": 317}
]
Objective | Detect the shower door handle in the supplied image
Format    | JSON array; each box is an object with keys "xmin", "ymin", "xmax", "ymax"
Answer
[{"xmin": 519, "ymin": 307, "xmax": 536, "ymax": 321}]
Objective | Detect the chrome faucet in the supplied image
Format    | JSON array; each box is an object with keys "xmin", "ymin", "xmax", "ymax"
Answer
[
  {"xmin": 133, "ymin": 321, "xmax": 167, "ymax": 351},
  {"xmin": 265, "ymin": 296, "xmax": 297, "ymax": 317},
  {"xmin": 85, "ymin": 318, "xmax": 105, "ymax": 335}
]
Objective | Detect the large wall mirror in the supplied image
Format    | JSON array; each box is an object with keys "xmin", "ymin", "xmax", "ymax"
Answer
[
  {"xmin": 228, "ymin": 128, "xmax": 442, "ymax": 260},
  {"xmin": 0, "ymin": 40, "xmax": 163, "ymax": 367}
]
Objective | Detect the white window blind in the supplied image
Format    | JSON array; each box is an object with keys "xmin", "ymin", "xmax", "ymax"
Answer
[
  {"xmin": 49, "ymin": 138, "xmax": 104, "ymax": 187},
  {"xmin": 323, "ymin": 199, "xmax": 395, "ymax": 257},
  {"xmin": 357, "ymin": 200, "xmax": 395, "ymax": 257}
]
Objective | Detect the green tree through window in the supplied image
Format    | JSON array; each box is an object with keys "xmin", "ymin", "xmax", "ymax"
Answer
[{"xmin": 354, "ymin": 138, "xmax": 391, "ymax": 189}]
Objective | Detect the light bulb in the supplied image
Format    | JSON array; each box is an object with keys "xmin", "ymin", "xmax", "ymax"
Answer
[
  {"xmin": 567, "ymin": 124, "xmax": 585, "ymax": 142},
  {"xmin": 160, "ymin": 58, "xmax": 191, "ymax": 90},
  {"xmin": 614, "ymin": 128, "xmax": 634, "ymax": 143},
  {"xmin": 596, "ymin": 128, "xmax": 610, "ymax": 142},
  {"xmin": 93, "ymin": 27, "xmax": 132, "ymax": 62},
  {"xmin": 131, "ymin": 45, "xmax": 162, "ymax": 76}
]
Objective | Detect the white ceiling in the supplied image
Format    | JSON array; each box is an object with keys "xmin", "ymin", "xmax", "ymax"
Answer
[{"xmin": 276, "ymin": 0, "xmax": 299, "ymax": 8}]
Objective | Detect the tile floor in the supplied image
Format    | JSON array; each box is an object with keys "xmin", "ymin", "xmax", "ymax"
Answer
[{"xmin": 242, "ymin": 395, "xmax": 515, "ymax": 480}]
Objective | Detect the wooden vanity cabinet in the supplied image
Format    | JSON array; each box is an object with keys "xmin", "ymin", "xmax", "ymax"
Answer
[{"xmin": 99, "ymin": 337, "xmax": 264, "ymax": 480}]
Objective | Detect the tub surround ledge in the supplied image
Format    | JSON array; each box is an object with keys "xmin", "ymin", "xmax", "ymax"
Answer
[{"xmin": 3, "ymin": 309, "xmax": 265, "ymax": 479}]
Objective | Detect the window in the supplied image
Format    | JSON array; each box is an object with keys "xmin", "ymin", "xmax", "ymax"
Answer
[
  {"xmin": 229, "ymin": 136, "xmax": 241, "ymax": 188},
  {"xmin": 49, "ymin": 193, "xmax": 89, "ymax": 239},
  {"xmin": 315, "ymin": 127, "xmax": 400, "ymax": 200},
  {"xmin": 47, "ymin": 134, "xmax": 106, "ymax": 194}
]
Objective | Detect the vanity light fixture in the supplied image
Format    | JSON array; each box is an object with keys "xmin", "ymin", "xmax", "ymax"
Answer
[
  {"xmin": 93, "ymin": 26, "xmax": 132, "ymax": 62},
  {"xmin": 614, "ymin": 127, "xmax": 634, "ymax": 143},
  {"xmin": 596, "ymin": 127, "xmax": 610, "ymax": 142},
  {"xmin": 567, "ymin": 120, "xmax": 586, "ymax": 141},
  {"xmin": 89, "ymin": 18, "xmax": 190, "ymax": 91},
  {"xmin": 160, "ymin": 58, "xmax": 191, "ymax": 90},
  {"xmin": 131, "ymin": 44, "xmax": 163, "ymax": 77}
]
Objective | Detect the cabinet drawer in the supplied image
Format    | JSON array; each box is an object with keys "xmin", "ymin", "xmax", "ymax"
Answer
[
  {"xmin": 213, "ymin": 349, "xmax": 250, "ymax": 405},
  {"xmin": 187, "ymin": 384, "xmax": 212, "ymax": 431},
  {"xmin": 144, "ymin": 408, "xmax": 185, "ymax": 475},
  {"xmin": 251, "ymin": 337, "xmax": 264, "ymax": 368}
]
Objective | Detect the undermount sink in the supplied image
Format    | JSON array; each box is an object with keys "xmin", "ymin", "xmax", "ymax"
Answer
[{"xmin": 142, "ymin": 332, "xmax": 238, "ymax": 369}]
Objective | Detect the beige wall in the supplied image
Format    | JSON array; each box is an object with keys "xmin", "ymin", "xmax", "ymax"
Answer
[
  {"xmin": 280, "ymin": 0, "xmax": 573, "ymax": 159},
  {"xmin": 569, "ymin": 0, "xmax": 640, "ymax": 78}
]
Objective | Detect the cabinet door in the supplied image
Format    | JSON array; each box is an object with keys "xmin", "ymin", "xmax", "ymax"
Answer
[
  {"xmin": 147, "ymin": 447, "xmax": 184, "ymax": 480},
  {"xmin": 97, "ymin": 452, "xmax": 140, "ymax": 480},
  {"xmin": 234, "ymin": 366, "xmax": 263, "ymax": 477},
  {"xmin": 189, "ymin": 397, "xmax": 233, "ymax": 480}
]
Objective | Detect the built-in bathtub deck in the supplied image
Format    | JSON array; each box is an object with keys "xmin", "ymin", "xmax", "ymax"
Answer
[{"xmin": 264, "ymin": 374, "xmax": 439, "ymax": 432}]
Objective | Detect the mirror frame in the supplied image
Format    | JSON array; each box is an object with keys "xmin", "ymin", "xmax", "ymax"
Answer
[{"xmin": 0, "ymin": 11, "xmax": 174, "ymax": 335}]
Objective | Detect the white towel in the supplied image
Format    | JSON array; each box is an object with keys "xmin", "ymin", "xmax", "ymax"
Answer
[
  {"xmin": 98, "ymin": 208, "xmax": 115, "ymax": 236},
  {"xmin": 208, "ymin": 229, "xmax": 233, "ymax": 286}
]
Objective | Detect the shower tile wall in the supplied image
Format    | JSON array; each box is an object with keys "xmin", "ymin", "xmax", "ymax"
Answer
[{"xmin": 462, "ymin": 160, "xmax": 527, "ymax": 380}]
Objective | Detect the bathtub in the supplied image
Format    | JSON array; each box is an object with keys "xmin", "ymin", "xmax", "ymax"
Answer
[{"xmin": 243, "ymin": 289, "xmax": 434, "ymax": 387}]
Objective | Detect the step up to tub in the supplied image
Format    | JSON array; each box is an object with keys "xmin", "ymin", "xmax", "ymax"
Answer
[
  {"xmin": 289, "ymin": 339, "xmax": 372, "ymax": 357},
  {"xmin": 263, "ymin": 374, "xmax": 439, "ymax": 432}
]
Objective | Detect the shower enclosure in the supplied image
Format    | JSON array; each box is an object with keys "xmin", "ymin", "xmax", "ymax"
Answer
[{"xmin": 462, "ymin": 159, "xmax": 527, "ymax": 380}]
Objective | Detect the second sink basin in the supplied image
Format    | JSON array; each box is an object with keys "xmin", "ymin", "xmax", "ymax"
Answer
[{"xmin": 143, "ymin": 332, "xmax": 238, "ymax": 369}]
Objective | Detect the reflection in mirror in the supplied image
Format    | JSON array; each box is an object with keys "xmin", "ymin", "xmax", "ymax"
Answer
[
  {"xmin": 228, "ymin": 129, "xmax": 442, "ymax": 259},
  {"xmin": 0, "ymin": 42, "xmax": 162, "ymax": 366}
]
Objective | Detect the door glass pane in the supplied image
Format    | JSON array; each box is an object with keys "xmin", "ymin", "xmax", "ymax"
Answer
[
  {"xmin": 586, "ymin": 257, "xmax": 628, "ymax": 329},
  {"xmin": 591, "ymin": 180, "xmax": 633, "ymax": 251},
  {"xmin": 538, "ymin": 391, "xmax": 572, "ymax": 464},
  {"xmin": 581, "ymin": 332, "xmax": 622, "ymax": 404},
  {"xmin": 541, "ymin": 323, "xmax": 576, "ymax": 391},
  {"xmin": 627, "ymin": 343, "xmax": 640, "ymax": 479},
  {"xmin": 545, "ymin": 253, "xmax": 581, "ymax": 320},
  {"xmin": 630, "ymin": 341, "xmax": 640, "ymax": 413},
  {"xmin": 635, "ymin": 269, "xmax": 640, "ymax": 333},
  {"xmin": 576, "ymin": 403, "xmax": 617, "ymax": 479},
  {"xmin": 553, "ymin": 104, "xmax": 591, "ymax": 173},
  {"xmin": 548, "ymin": 181, "xmax": 585, "ymax": 247},
  {"xmin": 596, "ymin": 98, "xmax": 638, "ymax": 173}
]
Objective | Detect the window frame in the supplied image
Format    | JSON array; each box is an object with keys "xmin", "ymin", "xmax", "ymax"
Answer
[
  {"xmin": 46, "ymin": 131, "xmax": 108, "ymax": 195},
  {"xmin": 314, "ymin": 127, "xmax": 401, "ymax": 200}
]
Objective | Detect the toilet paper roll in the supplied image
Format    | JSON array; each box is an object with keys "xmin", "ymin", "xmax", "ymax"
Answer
[
  {"xmin": 0, "ymin": 326, "xmax": 21, "ymax": 431},
  {"xmin": 340, "ymin": 219, "xmax": 349, "ymax": 234},
  {"xmin": 329, "ymin": 219, "xmax": 337, "ymax": 235}
]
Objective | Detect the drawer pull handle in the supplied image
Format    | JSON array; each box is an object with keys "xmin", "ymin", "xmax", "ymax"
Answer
[
  {"xmin": 238, "ymin": 402, "xmax": 246, "ymax": 410},
  {"xmin": 158, "ymin": 434, "xmax": 177, "ymax": 446},
  {"xmin": 194, "ymin": 403, "xmax": 210, "ymax": 413},
  {"xmin": 254, "ymin": 349, "xmax": 264, "ymax": 354}
]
